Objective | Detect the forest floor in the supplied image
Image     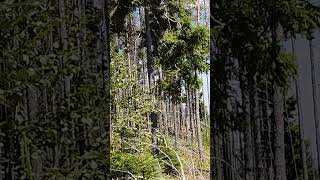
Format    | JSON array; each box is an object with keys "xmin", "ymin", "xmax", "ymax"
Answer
[{"xmin": 158, "ymin": 135, "xmax": 210, "ymax": 180}]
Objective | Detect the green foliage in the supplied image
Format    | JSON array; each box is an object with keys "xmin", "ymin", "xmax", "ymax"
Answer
[
  {"xmin": 111, "ymin": 151, "xmax": 164, "ymax": 179},
  {"xmin": 211, "ymin": 0, "xmax": 318, "ymax": 88},
  {"xmin": 273, "ymin": 52, "xmax": 298, "ymax": 87},
  {"xmin": 158, "ymin": 25, "xmax": 209, "ymax": 99},
  {"xmin": 111, "ymin": 0, "xmax": 138, "ymax": 33},
  {"xmin": 157, "ymin": 144, "xmax": 181, "ymax": 175},
  {"xmin": 0, "ymin": 0, "xmax": 210, "ymax": 179},
  {"xmin": 275, "ymin": 0, "xmax": 320, "ymax": 38},
  {"xmin": 211, "ymin": 1, "xmax": 320, "ymax": 178},
  {"xmin": 110, "ymin": 36, "xmax": 166, "ymax": 179},
  {"xmin": 0, "ymin": 0, "xmax": 113, "ymax": 178}
]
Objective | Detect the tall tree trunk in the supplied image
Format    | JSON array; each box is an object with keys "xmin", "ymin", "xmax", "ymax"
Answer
[
  {"xmin": 217, "ymin": 135, "xmax": 223, "ymax": 180},
  {"xmin": 291, "ymin": 37, "xmax": 309, "ymax": 180},
  {"xmin": 265, "ymin": 81, "xmax": 275, "ymax": 180},
  {"xmin": 173, "ymin": 102, "xmax": 177, "ymax": 147},
  {"xmin": 188, "ymin": 89, "xmax": 195, "ymax": 142},
  {"xmin": 258, "ymin": 82, "xmax": 268, "ymax": 179},
  {"xmin": 273, "ymin": 85, "xmax": 286, "ymax": 180},
  {"xmin": 178, "ymin": 102, "xmax": 182, "ymax": 139},
  {"xmin": 24, "ymin": 89, "xmax": 33, "ymax": 180},
  {"xmin": 0, "ymin": 58, "xmax": 3, "ymax": 180},
  {"xmin": 196, "ymin": 0, "xmax": 200, "ymax": 24},
  {"xmin": 309, "ymin": 38, "xmax": 320, "ymax": 175},
  {"xmin": 186, "ymin": 88, "xmax": 192, "ymax": 145},
  {"xmin": 179, "ymin": 101, "xmax": 184, "ymax": 138},
  {"xmin": 56, "ymin": 0, "xmax": 68, "ymax": 170},
  {"xmin": 101, "ymin": 0, "xmax": 111, "ymax": 177},
  {"xmin": 27, "ymin": 86, "xmax": 42, "ymax": 179},
  {"xmin": 58, "ymin": 0, "xmax": 70, "ymax": 105},
  {"xmin": 203, "ymin": 0, "xmax": 208, "ymax": 26},
  {"xmin": 296, "ymin": 80, "xmax": 309, "ymax": 180},
  {"xmin": 144, "ymin": 1, "xmax": 153, "ymax": 88},
  {"xmin": 194, "ymin": 2, "xmax": 203, "ymax": 161},
  {"xmin": 239, "ymin": 61, "xmax": 255, "ymax": 180},
  {"xmin": 159, "ymin": 66, "xmax": 168, "ymax": 136},
  {"xmin": 250, "ymin": 76, "xmax": 263, "ymax": 180},
  {"xmin": 144, "ymin": 0, "xmax": 158, "ymax": 154},
  {"xmin": 271, "ymin": 18, "xmax": 286, "ymax": 179},
  {"xmin": 195, "ymin": 89, "xmax": 203, "ymax": 160}
]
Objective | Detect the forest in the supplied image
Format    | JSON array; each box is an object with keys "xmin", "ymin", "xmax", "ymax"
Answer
[
  {"xmin": 0, "ymin": 0, "xmax": 210, "ymax": 179},
  {"xmin": 211, "ymin": 0, "xmax": 320, "ymax": 180},
  {"xmin": 1, "ymin": 0, "xmax": 320, "ymax": 180}
]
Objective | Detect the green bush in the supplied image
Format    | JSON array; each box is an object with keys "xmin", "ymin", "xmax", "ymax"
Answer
[
  {"xmin": 111, "ymin": 151, "xmax": 164, "ymax": 179},
  {"xmin": 157, "ymin": 144, "xmax": 181, "ymax": 176}
]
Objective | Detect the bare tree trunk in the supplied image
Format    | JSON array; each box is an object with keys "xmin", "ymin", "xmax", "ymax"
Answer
[
  {"xmin": 222, "ymin": 128, "xmax": 227, "ymax": 179},
  {"xmin": 168, "ymin": 99, "xmax": 172, "ymax": 134},
  {"xmin": 202, "ymin": 88, "xmax": 209, "ymax": 142},
  {"xmin": 0, "ymin": 58, "xmax": 3, "ymax": 180},
  {"xmin": 273, "ymin": 85, "xmax": 286, "ymax": 180},
  {"xmin": 249, "ymin": 76, "xmax": 263, "ymax": 180},
  {"xmin": 27, "ymin": 86, "xmax": 43, "ymax": 179},
  {"xmin": 283, "ymin": 90, "xmax": 299, "ymax": 179},
  {"xmin": 159, "ymin": 66, "xmax": 167, "ymax": 135},
  {"xmin": 144, "ymin": 1, "xmax": 153, "ymax": 89},
  {"xmin": 265, "ymin": 82, "xmax": 275, "ymax": 180},
  {"xmin": 173, "ymin": 102, "xmax": 177, "ymax": 147},
  {"xmin": 102, "ymin": 0, "xmax": 111, "ymax": 177},
  {"xmin": 180, "ymin": 101, "xmax": 184, "ymax": 139},
  {"xmin": 309, "ymin": 38, "xmax": 320, "ymax": 176},
  {"xmin": 58, "ymin": 0, "xmax": 70, "ymax": 105},
  {"xmin": 186, "ymin": 88, "xmax": 191, "ymax": 145},
  {"xmin": 189, "ymin": 89, "xmax": 195, "ymax": 142},
  {"xmin": 196, "ymin": 0, "xmax": 200, "ymax": 24},
  {"xmin": 239, "ymin": 61, "xmax": 255, "ymax": 180},
  {"xmin": 217, "ymin": 135, "xmax": 223, "ymax": 180},
  {"xmin": 195, "ymin": 89, "xmax": 203, "ymax": 160},
  {"xmin": 270, "ymin": 21, "xmax": 286, "ymax": 180},
  {"xmin": 288, "ymin": 124, "xmax": 299, "ymax": 178},
  {"xmin": 194, "ymin": 2, "xmax": 203, "ymax": 162},
  {"xmin": 144, "ymin": 0, "xmax": 158, "ymax": 154},
  {"xmin": 292, "ymin": 37, "xmax": 309, "ymax": 180},
  {"xmin": 297, "ymin": 82, "xmax": 309, "ymax": 180},
  {"xmin": 24, "ymin": 89, "xmax": 33, "ymax": 180},
  {"xmin": 203, "ymin": 0, "xmax": 208, "ymax": 26},
  {"xmin": 177, "ymin": 102, "xmax": 181, "ymax": 139}
]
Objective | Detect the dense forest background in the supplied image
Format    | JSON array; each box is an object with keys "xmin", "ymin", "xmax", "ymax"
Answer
[
  {"xmin": 110, "ymin": 0, "xmax": 210, "ymax": 179},
  {"xmin": 0, "ymin": 0, "xmax": 210, "ymax": 179},
  {"xmin": 210, "ymin": 0, "xmax": 320, "ymax": 180},
  {"xmin": 2, "ymin": 0, "xmax": 320, "ymax": 180}
]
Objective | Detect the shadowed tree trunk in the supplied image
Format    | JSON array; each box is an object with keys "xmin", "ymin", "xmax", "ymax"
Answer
[
  {"xmin": 309, "ymin": 38, "xmax": 320, "ymax": 176},
  {"xmin": 271, "ymin": 23, "xmax": 286, "ymax": 180},
  {"xmin": 291, "ymin": 37, "xmax": 309, "ymax": 180},
  {"xmin": 239, "ymin": 59, "xmax": 255, "ymax": 180},
  {"xmin": 273, "ymin": 85, "xmax": 286, "ymax": 180},
  {"xmin": 98, "ymin": 0, "xmax": 111, "ymax": 177},
  {"xmin": 144, "ymin": 0, "xmax": 158, "ymax": 154}
]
